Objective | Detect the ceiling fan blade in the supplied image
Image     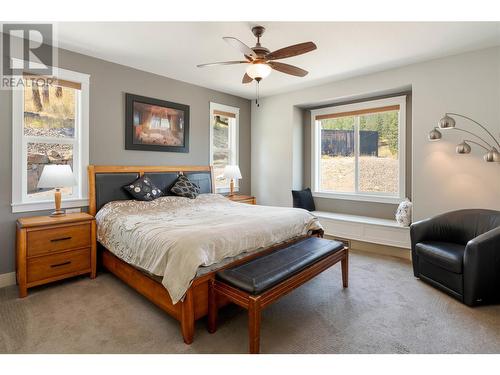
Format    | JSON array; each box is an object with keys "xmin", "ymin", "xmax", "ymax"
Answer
[
  {"xmin": 223, "ymin": 37, "xmax": 257, "ymax": 58},
  {"xmin": 266, "ymin": 42, "xmax": 317, "ymax": 60},
  {"xmin": 269, "ymin": 61, "xmax": 308, "ymax": 77},
  {"xmin": 242, "ymin": 73, "xmax": 253, "ymax": 84},
  {"xmin": 197, "ymin": 61, "xmax": 248, "ymax": 68}
]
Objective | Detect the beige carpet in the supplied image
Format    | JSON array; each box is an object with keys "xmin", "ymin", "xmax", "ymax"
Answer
[{"xmin": 1, "ymin": 251, "xmax": 500, "ymax": 354}]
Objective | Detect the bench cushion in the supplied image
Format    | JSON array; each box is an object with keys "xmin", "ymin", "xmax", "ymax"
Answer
[{"xmin": 216, "ymin": 237, "xmax": 344, "ymax": 295}]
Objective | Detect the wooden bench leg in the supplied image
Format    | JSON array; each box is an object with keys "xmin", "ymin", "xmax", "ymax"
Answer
[
  {"xmin": 181, "ymin": 288, "xmax": 195, "ymax": 344},
  {"xmin": 207, "ymin": 279, "xmax": 218, "ymax": 334},
  {"xmin": 248, "ymin": 296, "xmax": 261, "ymax": 354},
  {"xmin": 341, "ymin": 250, "xmax": 349, "ymax": 288}
]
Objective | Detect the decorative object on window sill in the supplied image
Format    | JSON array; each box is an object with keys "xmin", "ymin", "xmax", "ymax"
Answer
[
  {"xmin": 197, "ymin": 25, "xmax": 317, "ymax": 107},
  {"xmin": 395, "ymin": 198, "xmax": 413, "ymax": 227},
  {"xmin": 223, "ymin": 165, "xmax": 242, "ymax": 196},
  {"xmin": 37, "ymin": 164, "xmax": 77, "ymax": 217},
  {"xmin": 428, "ymin": 113, "xmax": 500, "ymax": 163}
]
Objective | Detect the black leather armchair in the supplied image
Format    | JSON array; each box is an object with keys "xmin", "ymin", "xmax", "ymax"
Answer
[{"xmin": 410, "ymin": 209, "xmax": 500, "ymax": 306}]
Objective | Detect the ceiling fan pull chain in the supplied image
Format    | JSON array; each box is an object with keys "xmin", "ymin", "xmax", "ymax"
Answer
[{"xmin": 256, "ymin": 81, "xmax": 260, "ymax": 107}]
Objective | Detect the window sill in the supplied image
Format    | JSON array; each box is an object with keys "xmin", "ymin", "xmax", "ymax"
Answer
[
  {"xmin": 313, "ymin": 211, "xmax": 408, "ymax": 229},
  {"xmin": 312, "ymin": 191, "xmax": 404, "ymax": 205},
  {"xmin": 12, "ymin": 198, "xmax": 89, "ymax": 213}
]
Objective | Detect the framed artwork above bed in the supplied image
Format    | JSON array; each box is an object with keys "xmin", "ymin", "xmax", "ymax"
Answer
[{"xmin": 125, "ymin": 93, "xmax": 190, "ymax": 153}]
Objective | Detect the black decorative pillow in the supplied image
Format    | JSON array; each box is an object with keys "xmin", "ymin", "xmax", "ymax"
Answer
[
  {"xmin": 123, "ymin": 176, "xmax": 162, "ymax": 201},
  {"xmin": 292, "ymin": 188, "xmax": 316, "ymax": 211},
  {"xmin": 170, "ymin": 174, "xmax": 200, "ymax": 199}
]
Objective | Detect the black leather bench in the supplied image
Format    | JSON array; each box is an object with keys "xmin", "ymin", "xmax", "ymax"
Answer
[{"xmin": 207, "ymin": 237, "xmax": 348, "ymax": 353}]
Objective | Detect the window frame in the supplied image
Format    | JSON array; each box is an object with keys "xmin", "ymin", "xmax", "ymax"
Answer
[
  {"xmin": 12, "ymin": 64, "xmax": 90, "ymax": 213},
  {"xmin": 310, "ymin": 95, "xmax": 406, "ymax": 204},
  {"xmin": 209, "ymin": 102, "xmax": 240, "ymax": 194}
]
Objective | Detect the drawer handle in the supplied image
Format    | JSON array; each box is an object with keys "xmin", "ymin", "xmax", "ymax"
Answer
[
  {"xmin": 50, "ymin": 261, "xmax": 71, "ymax": 268},
  {"xmin": 50, "ymin": 236, "xmax": 72, "ymax": 242}
]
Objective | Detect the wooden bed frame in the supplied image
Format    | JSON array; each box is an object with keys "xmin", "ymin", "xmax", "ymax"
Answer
[{"xmin": 88, "ymin": 165, "xmax": 322, "ymax": 345}]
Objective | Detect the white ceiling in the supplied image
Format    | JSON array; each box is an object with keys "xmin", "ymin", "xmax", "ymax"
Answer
[{"xmin": 56, "ymin": 22, "xmax": 500, "ymax": 99}]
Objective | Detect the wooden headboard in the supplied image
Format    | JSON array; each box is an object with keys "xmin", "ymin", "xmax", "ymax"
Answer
[{"xmin": 88, "ymin": 165, "xmax": 214, "ymax": 216}]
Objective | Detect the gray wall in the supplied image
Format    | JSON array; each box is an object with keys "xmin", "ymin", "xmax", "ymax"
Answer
[
  {"xmin": 252, "ymin": 46, "xmax": 500, "ymax": 221},
  {"xmin": 301, "ymin": 93, "xmax": 413, "ymax": 220},
  {"xmin": 0, "ymin": 47, "xmax": 251, "ymax": 275}
]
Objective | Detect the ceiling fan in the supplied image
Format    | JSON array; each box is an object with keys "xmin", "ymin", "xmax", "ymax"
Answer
[{"xmin": 197, "ymin": 26, "xmax": 317, "ymax": 84}]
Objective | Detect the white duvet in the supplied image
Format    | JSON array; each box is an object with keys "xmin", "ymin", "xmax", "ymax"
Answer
[{"xmin": 96, "ymin": 193, "xmax": 322, "ymax": 304}]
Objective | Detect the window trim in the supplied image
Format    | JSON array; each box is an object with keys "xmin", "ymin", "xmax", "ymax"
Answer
[
  {"xmin": 209, "ymin": 102, "xmax": 240, "ymax": 194},
  {"xmin": 12, "ymin": 64, "xmax": 90, "ymax": 213},
  {"xmin": 310, "ymin": 95, "xmax": 406, "ymax": 204}
]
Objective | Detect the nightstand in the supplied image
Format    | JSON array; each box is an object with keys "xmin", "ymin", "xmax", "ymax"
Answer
[
  {"xmin": 16, "ymin": 212, "xmax": 96, "ymax": 298},
  {"xmin": 227, "ymin": 194, "xmax": 256, "ymax": 205}
]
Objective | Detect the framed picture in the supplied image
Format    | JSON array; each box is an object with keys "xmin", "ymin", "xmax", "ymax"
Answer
[{"xmin": 125, "ymin": 93, "xmax": 189, "ymax": 152}]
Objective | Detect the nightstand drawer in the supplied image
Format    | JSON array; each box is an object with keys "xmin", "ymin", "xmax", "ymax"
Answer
[
  {"xmin": 27, "ymin": 248, "xmax": 91, "ymax": 283},
  {"xmin": 27, "ymin": 223, "xmax": 91, "ymax": 257}
]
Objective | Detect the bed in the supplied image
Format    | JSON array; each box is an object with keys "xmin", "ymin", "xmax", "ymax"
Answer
[{"xmin": 88, "ymin": 165, "xmax": 323, "ymax": 344}]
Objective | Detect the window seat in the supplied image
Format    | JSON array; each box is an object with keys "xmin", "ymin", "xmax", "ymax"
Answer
[{"xmin": 312, "ymin": 211, "xmax": 411, "ymax": 249}]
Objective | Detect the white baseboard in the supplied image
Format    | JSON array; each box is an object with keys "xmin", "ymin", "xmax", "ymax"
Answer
[
  {"xmin": 349, "ymin": 240, "xmax": 411, "ymax": 261},
  {"xmin": 0, "ymin": 272, "xmax": 16, "ymax": 288}
]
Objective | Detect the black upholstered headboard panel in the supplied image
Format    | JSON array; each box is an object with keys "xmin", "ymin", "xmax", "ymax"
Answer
[
  {"xmin": 89, "ymin": 166, "xmax": 213, "ymax": 215},
  {"xmin": 94, "ymin": 172, "xmax": 139, "ymax": 213},
  {"xmin": 143, "ymin": 171, "xmax": 212, "ymax": 196}
]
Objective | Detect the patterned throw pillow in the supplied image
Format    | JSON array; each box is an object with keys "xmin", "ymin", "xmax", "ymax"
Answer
[
  {"xmin": 123, "ymin": 176, "xmax": 162, "ymax": 201},
  {"xmin": 170, "ymin": 174, "xmax": 200, "ymax": 199}
]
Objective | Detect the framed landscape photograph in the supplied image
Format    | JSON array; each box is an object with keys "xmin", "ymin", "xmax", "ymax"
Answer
[{"xmin": 125, "ymin": 93, "xmax": 189, "ymax": 152}]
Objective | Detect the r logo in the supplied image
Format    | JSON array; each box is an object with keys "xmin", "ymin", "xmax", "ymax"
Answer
[{"xmin": 2, "ymin": 23, "xmax": 54, "ymax": 76}]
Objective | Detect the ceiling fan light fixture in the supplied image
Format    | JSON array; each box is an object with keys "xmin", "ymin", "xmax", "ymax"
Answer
[{"xmin": 246, "ymin": 62, "xmax": 272, "ymax": 80}]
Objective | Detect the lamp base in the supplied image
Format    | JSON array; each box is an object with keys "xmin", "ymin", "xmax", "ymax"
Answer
[
  {"xmin": 228, "ymin": 178, "xmax": 235, "ymax": 197},
  {"xmin": 50, "ymin": 210, "xmax": 66, "ymax": 217},
  {"xmin": 50, "ymin": 189, "xmax": 64, "ymax": 217}
]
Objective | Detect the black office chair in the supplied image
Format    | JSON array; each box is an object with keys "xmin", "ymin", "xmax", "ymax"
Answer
[{"xmin": 410, "ymin": 209, "xmax": 500, "ymax": 306}]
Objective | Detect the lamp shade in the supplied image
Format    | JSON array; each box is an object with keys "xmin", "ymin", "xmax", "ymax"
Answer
[
  {"xmin": 246, "ymin": 63, "xmax": 272, "ymax": 80},
  {"xmin": 223, "ymin": 165, "xmax": 242, "ymax": 180},
  {"xmin": 456, "ymin": 141, "xmax": 471, "ymax": 154},
  {"xmin": 484, "ymin": 148, "xmax": 500, "ymax": 163},
  {"xmin": 428, "ymin": 128, "xmax": 442, "ymax": 141},
  {"xmin": 37, "ymin": 165, "xmax": 77, "ymax": 188},
  {"xmin": 438, "ymin": 114, "xmax": 456, "ymax": 129}
]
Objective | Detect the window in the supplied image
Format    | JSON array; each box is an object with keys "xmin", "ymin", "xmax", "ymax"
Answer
[
  {"xmin": 12, "ymin": 67, "xmax": 90, "ymax": 212},
  {"xmin": 209, "ymin": 102, "xmax": 239, "ymax": 193},
  {"xmin": 311, "ymin": 96, "xmax": 406, "ymax": 203}
]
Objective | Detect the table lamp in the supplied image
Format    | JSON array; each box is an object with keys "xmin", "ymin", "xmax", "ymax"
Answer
[
  {"xmin": 37, "ymin": 165, "xmax": 77, "ymax": 217},
  {"xmin": 223, "ymin": 165, "xmax": 242, "ymax": 196}
]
